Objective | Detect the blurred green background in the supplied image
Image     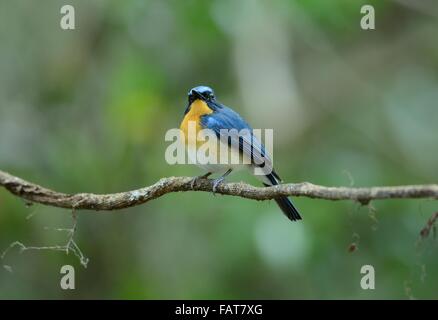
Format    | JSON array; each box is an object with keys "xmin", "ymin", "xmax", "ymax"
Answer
[{"xmin": 1, "ymin": 0, "xmax": 437, "ymax": 299}]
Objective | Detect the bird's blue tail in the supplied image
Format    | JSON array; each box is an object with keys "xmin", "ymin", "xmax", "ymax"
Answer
[
  {"xmin": 273, "ymin": 196, "xmax": 302, "ymax": 221},
  {"xmin": 264, "ymin": 173, "xmax": 302, "ymax": 222}
]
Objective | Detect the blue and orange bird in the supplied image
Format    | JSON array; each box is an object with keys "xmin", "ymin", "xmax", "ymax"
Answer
[{"xmin": 180, "ymin": 85, "xmax": 302, "ymax": 221}]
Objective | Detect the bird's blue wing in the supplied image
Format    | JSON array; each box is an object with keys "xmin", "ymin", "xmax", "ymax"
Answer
[{"xmin": 200, "ymin": 106, "xmax": 275, "ymax": 175}]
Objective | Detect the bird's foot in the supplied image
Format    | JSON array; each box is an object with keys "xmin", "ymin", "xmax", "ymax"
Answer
[
  {"xmin": 211, "ymin": 169, "xmax": 233, "ymax": 195},
  {"xmin": 212, "ymin": 177, "xmax": 225, "ymax": 195},
  {"xmin": 190, "ymin": 172, "xmax": 212, "ymax": 189}
]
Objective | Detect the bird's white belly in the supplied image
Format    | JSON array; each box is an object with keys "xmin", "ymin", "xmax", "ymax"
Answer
[{"xmin": 186, "ymin": 134, "xmax": 250, "ymax": 174}]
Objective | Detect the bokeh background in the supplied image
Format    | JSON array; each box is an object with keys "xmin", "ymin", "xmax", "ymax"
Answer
[{"xmin": 1, "ymin": 0, "xmax": 437, "ymax": 299}]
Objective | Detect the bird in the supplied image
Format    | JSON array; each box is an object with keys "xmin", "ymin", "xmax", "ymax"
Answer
[{"xmin": 179, "ymin": 85, "xmax": 302, "ymax": 221}]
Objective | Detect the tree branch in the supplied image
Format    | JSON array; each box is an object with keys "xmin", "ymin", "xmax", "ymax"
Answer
[{"xmin": 1, "ymin": 170, "xmax": 438, "ymax": 211}]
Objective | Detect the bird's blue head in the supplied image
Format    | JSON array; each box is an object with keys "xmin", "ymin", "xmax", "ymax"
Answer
[{"xmin": 188, "ymin": 86, "xmax": 215, "ymax": 104}]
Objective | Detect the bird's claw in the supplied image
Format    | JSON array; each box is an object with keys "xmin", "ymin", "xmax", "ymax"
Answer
[
  {"xmin": 190, "ymin": 177, "xmax": 197, "ymax": 190},
  {"xmin": 212, "ymin": 177, "xmax": 224, "ymax": 195}
]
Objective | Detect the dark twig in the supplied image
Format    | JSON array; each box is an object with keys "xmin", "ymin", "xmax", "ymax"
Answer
[{"xmin": 1, "ymin": 170, "xmax": 438, "ymax": 211}]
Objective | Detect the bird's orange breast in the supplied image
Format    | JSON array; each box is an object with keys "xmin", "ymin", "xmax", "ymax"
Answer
[{"xmin": 180, "ymin": 99, "xmax": 213, "ymax": 144}]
